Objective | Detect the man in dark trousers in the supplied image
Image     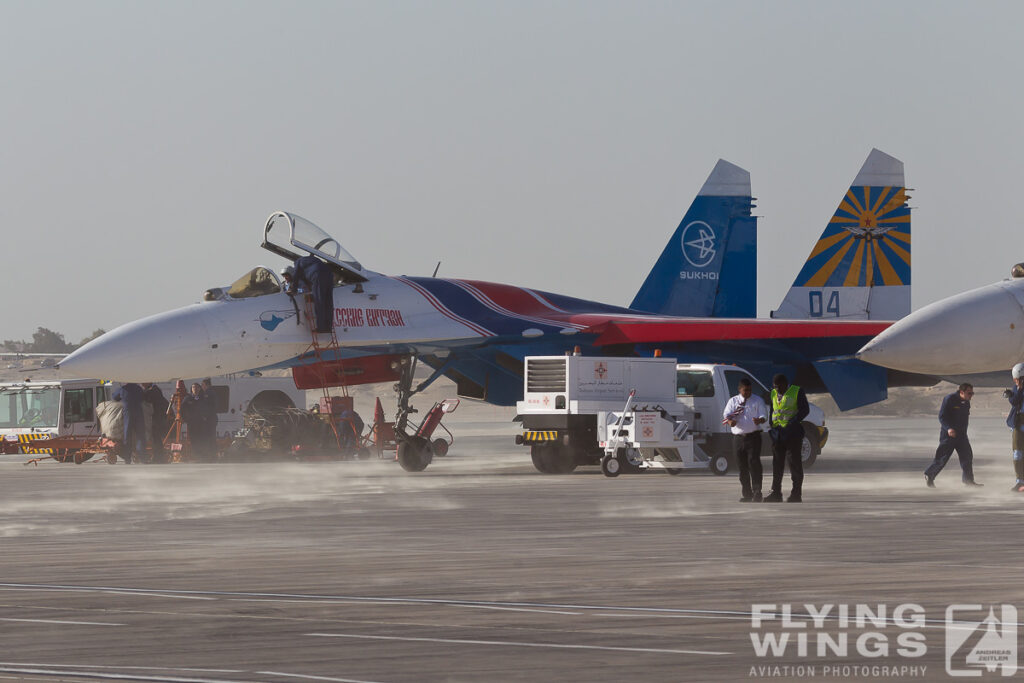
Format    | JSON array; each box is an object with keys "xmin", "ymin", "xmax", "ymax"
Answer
[
  {"xmin": 925, "ymin": 383, "xmax": 982, "ymax": 487},
  {"xmin": 293, "ymin": 255, "xmax": 335, "ymax": 333},
  {"xmin": 182, "ymin": 382, "xmax": 212, "ymax": 461},
  {"xmin": 113, "ymin": 382, "xmax": 145, "ymax": 464},
  {"xmin": 1006, "ymin": 364, "xmax": 1024, "ymax": 491},
  {"xmin": 201, "ymin": 377, "xmax": 218, "ymax": 447},
  {"xmin": 765, "ymin": 373, "xmax": 809, "ymax": 503},
  {"xmin": 722, "ymin": 377, "xmax": 769, "ymax": 502},
  {"xmin": 142, "ymin": 383, "xmax": 169, "ymax": 450}
]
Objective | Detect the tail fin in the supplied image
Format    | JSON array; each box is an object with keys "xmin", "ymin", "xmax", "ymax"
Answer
[
  {"xmin": 630, "ymin": 160, "xmax": 757, "ymax": 318},
  {"xmin": 771, "ymin": 149, "xmax": 911, "ymax": 320}
]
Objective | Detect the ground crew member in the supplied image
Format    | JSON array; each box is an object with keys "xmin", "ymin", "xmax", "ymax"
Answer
[
  {"xmin": 201, "ymin": 377, "xmax": 218, "ymax": 445},
  {"xmin": 182, "ymin": 382, "xmax": 211, "ymax": 461},
  {"xmin": 113, "ymin": 382, "xmax": 145, "ymax": 464},
  {"xmin": 1005, "ymin": 365, "xmax": 1024, "ymax": 491},
  {"xmin": 293, "ymin": 255, "xmax": 335, "ymax": 333},
  {"xmin": 722, "ymin": 377, "xmax": 768, "ymax": 502},
  {"xmin": 765, "ymin": 373, "xmax": 809, "ymax": 503},
  {"xmin": 925, "ymin": 383, "xmax": 982, "ymax": 487},
  {"xmin": 142, "ymin": 383, "xmax": 169, "ymax": 449},
  {"xmin": 337, "ymin": 407, "xmax": 365, "ymax": 452}
]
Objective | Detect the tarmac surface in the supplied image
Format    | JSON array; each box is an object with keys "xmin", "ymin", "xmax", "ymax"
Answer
[{"xmin": 2, "ymin": 413, "xmax": 1024, "ymax": 682}]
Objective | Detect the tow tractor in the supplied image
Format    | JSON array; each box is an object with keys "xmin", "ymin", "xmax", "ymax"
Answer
[{"xmin": 598, "ymin": 389, "xmax": 719, "ymax": 476}]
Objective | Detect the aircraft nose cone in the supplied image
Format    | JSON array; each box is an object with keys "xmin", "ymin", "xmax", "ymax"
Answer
[
  {"xmin": 858, "ymin": 281, "xmax": 1024, "ymax": 375},
  {"xmin": 59, "ymin": 304, "xmax": 215, "ymax": 382}
]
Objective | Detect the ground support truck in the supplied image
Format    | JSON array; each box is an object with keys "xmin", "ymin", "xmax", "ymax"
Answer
[{"xmin": 514, "ymin": 355, "xmax": 828, "ymax": 475}]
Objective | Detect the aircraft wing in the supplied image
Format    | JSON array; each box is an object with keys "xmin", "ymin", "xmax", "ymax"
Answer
[
  {"xmin": 584, "ymin": 318, "xmax": 891, "ymax": 346},
  {"xmin": 574, "ymin": 317, "xmax": 893, "ymax": 410}
]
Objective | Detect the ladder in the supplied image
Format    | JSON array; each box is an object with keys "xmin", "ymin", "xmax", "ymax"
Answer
[{"xmin": 299, "ymin": 294, "xmax": 350, "ymax": 451}]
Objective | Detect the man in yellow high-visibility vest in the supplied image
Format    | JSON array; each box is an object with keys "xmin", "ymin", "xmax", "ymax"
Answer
[{"xmin": 765, "ymin": 373, "xmax": 809, "ymax": 503}]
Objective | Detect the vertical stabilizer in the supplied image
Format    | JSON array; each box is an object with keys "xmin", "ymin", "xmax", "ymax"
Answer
[
  {"xmin": 630, "ymin": 160, "xmax": 757, "ymax": 318},
  {"xmin": 772, "ymin": 149, "xmax": 911, "ymax": 320}
]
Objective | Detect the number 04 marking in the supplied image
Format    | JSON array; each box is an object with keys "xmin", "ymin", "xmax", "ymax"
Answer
[{"xmin": 808, "ymin": 291, "xmax": 840, "ymax": 318}]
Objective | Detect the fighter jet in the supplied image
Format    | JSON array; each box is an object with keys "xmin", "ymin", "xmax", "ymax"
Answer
[
  {"xmin": 858, "ymin": 264, "xmax": 1024, "ymax": 376},
  {"xmin": 60, "ymin": 152, "xmax": 910, "ymax": 471}
]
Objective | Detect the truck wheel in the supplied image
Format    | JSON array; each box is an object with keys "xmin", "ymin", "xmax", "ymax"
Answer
[
  {"xmin": 431, "ymin": 438, "xmax": 449, "ymax": 457},
  {"xmin": 600, "ymin": 453, "xmax": 621, "ymax": 477},
  {"xmin": 548, "ymin": 444, "xmax": 577, "ymax": 474},
  {"xmin": 800, "ymin": 423, "xmax": 820, "ymax": 468},
  {"xmin": 530, "ymin": 444, "xmax": 555, "ymax": 473},
  {"xmin": 531, "ymin": 443, "xmax": 576, "ymax": 474},
  {"xmin": 710, "ymin": 453, "xmax": 730, "ymax": 476},
  {"xmin": 397, "ymin": 437, "xmax": 433, "ymax": 472},
  {"xmin": 617, "ymin": 448, "xmax": 646, "ymax": 474},
  {"xmin": 800, "ymin": 436, "xmax": 818, "ymax": 468}
]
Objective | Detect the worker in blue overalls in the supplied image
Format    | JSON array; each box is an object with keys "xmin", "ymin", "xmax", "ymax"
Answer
[
  {"xmin": 293, "ymin": 255, "xmax": 335, "ymax": 333},
  {"xmin": 113, "ymin": 382, "xmax": 145, "ymax": 464},
  {"xmin": 925, "ymin": 383, "xmax": 982, "ymax": 488},
  {"xmin": 1005, "ymin": 364, "xmax": 1024, "ymax": 491}
]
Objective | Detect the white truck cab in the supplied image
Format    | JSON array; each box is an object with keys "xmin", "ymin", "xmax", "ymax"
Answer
[
  {"xmin": 674, "ymin": 363, "xmax": 828, "ymax": 469},
  {"xmin": 514, "ymin": 355, "xmax": 828, "ymax": 474},
  {"xmin": 0, "ymin": 379, "xmax": 112, "ymax": 454}
]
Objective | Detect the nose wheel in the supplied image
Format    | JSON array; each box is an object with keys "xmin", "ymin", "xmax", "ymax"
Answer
[
  {"xmin": 397, "ymin": 435, "xmax": 433, "ymax": 472},
  {"xmin": 392, "ymin": 355, "xmax": 438, "ymax": 473}
]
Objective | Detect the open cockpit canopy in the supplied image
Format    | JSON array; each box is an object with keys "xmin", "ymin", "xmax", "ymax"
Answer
[{"xmin": 261, "ymin": 211, "xmax": 367, "ymax": 284}]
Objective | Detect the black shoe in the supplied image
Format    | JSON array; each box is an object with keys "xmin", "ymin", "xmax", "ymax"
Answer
[
  {"xmin": 739, "ymin": 496, "xmax": 753, "ymax": 502},
  {"xmin": 964, "ymin": 480, "xmax": 984, "ymax": 487},
  {"xmin": 925, "ymin": 474, "xmax": 935, "ymax": 488},
  {"xmin": 786, "ymin": 494, "xmax": 802, "ymax": 503},
  {"xmin": 752, "ymin": 492, "xmax": 763, "ymax": 502},
  {"xmin": 763, "ymin": 491, "xmax": 783, "ymax": 503}
]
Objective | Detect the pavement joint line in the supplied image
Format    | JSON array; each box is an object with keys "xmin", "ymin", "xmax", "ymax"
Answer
[
  {"xmin": 450, "ymin": 604, "xmax": 583, "ymax": 615},
  {"xmin": 2, "ymin": 582, "xmax": 1019, "ymax": 628},
  {"xmin": 0, "ymin": 617, "xmax": 124, "ymax": 626},
  {"xmin": 256, "ymin": 672, "xmax": 386, "ymax": 683},
  {"xmin": 0, "ymin": 664, "xmax": 245, "ymax": 674},
  {"xmin": 0, "ymin": 667, "xmax": 261, "ymax": 683},
  {"xmin": 305, "ymin": 632, "xmax": 733, "ymax": 656}
]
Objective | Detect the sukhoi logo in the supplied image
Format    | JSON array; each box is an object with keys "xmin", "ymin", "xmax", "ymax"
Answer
[{"xmin": 681, "ymin": 221, "xmax": 717, "ymax": 268}]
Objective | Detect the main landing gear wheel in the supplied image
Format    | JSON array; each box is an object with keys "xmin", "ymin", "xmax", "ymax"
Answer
[
  {"xmin": 710, "ymin": 453, "xmax": 730, "ymax": 476},
  {"xmin": 600, "ymin": 453, "xmax": 621, "ymax": 477},
  {"xmin": 397, "ymin": 436, "xmax": 433, "ymax": 472},
  {"xmin": 431, "ymin": 438, "xmax": 449, "ymax": 457}
]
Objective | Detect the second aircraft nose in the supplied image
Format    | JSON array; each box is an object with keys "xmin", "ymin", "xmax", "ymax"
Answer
[{"xmin": 858, "ymin": 281, "xmax": 1024, "ymax": 375}]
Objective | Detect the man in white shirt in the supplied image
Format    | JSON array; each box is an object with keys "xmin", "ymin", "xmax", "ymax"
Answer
[{"xmin": 722, "ymin": 377, "xmax": 769, "ymax": 502}]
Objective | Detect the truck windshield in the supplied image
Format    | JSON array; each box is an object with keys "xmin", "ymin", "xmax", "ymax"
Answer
[
  {"xmin": 676, "ymin": 370, "xmax": 714, "ymax": 397},
  {"xmin": 0, "ymin": 386, "xmax": 61, "ymax": 429}
]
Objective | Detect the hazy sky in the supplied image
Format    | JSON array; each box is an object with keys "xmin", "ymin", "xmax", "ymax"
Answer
[{"xmin": 3, "ymin": 0, "xmax": 1021, "ymax": 343}]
